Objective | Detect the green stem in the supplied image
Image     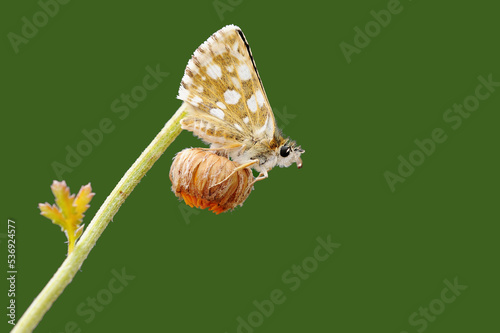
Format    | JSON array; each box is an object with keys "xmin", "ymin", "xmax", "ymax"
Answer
[{"xmin": 12, "ymin": 103, "xmax": 189, "ymax": 333}]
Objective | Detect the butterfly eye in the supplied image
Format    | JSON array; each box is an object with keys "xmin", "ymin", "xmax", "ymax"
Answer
[{"xmin": 280, "ymin": 146, "xmax": 291, "ymax": 157}]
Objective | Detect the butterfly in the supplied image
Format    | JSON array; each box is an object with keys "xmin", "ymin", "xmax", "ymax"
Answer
[{"xmin": 177, "ymin": 25, "xmax": 304, "ymax": 182}]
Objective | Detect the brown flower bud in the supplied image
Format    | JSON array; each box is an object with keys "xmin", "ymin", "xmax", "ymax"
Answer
[{"xmin": 170, "ymin": 148, "xmax": 254, "ymax": 214}]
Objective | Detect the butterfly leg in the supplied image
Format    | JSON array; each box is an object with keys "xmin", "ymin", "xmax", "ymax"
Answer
[
  {"xmin": 211, "ymin": 159, "xmax": 259, "ymax": 187},
  {"xmin": 251, "ymin": 169, "xmax": 269, "ymax": 185}
]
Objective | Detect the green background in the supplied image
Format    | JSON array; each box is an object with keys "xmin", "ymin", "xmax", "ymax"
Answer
[{"xmin": 2, "ymin": 0, "xmax": 499, "ymax": 332}]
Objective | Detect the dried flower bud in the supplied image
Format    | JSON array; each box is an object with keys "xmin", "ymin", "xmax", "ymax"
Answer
[{"xmin": 170, "ymin": 148, "xmax": 254, "ymax": 214}]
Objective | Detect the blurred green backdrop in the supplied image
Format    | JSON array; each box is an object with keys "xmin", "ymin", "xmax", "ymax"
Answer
[{"xmin": 2, "ymin": 0, "xmax": 499, "ymax": 332}]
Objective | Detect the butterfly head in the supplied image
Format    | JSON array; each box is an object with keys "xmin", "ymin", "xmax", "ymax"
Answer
[{"xmin": 277, "ymin": 140, "xmax": 304, "ymax": 169}]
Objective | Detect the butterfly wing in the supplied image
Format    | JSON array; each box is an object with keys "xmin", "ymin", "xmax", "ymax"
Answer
[{"xmin": 177, "ymin": 25, "xmax": 277, "ymax": 148}]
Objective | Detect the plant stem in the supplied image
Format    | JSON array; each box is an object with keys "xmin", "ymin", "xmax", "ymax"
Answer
[{"xmin": 12, "ymin": 103, "xmax": 190, "ymax": 333}]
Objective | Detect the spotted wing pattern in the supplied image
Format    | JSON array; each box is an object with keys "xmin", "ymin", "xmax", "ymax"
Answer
[{"xmin": 177, "ymin": 25, "xmax": 277, "ymax": 148}]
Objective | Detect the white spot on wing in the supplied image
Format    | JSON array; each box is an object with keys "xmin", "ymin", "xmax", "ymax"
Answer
[
  {"xmin": 213, "ymin": 44, "xmax": 226, "ymax": 56},
  {"xmin": 207, "ymin": 64, "xmax": 222, "ymax": 79},
  {"xmin": 197, "ymin": 86, "xmax": 203, "ymax": 93},
  {"xmin": 237, "ymin": 64, "xmax": 252, "ymax": 81},
  {"xmin": 216, "ymin": 102, "xmax": 226, "ymax": 110},
  {"xmin": 224, "ymin": 90, "xmax": 241, "ymax": 105},
  {"xmin": 178, "ymin": 86, "xmax": 189, "ymax": 100},
  {"xmin": 182, "ymin": 73, "xmax": 193, "ymax": 85},
  {"xmin": 255, "ymin": 116, "xmax": 269, "ymax": 136},
  {"xmin": 256, "ymin": 90, "xmax": 265, "ymax": 107},
  {"xmin": 210, "ymin": 108, "xmax": 225, "ymax": 120},
  {"xmin": 234, "ymin": 123, "xmax": 243, "ymax": 131},
  {"xmin": 232, "ymin": 41, "xmax": 239, "ymax": 52},
  {"xmin": 226, "ymin": 65, "xmax": 234, "ymax": 72},
  {"xmin": 247, "ymin": 94, "xmax": 257, "ymax": 112},
  {"xmin": 191, "ymin": 95, "xmax": 203, "ymax": 107},
  {"xmin": 243, "ymin": 117, "xmax": 249, "ymax": 124},
  {"xmin": 187, "ymin": 59, "xmax": 199, "ymax": 75},
  {"xmin": 231, "ymin": 77, "xmax": 241, "ymax": 89},
  {"xmin": 193, "ymin": 46, "xmax": 213, "ymax": 67}
]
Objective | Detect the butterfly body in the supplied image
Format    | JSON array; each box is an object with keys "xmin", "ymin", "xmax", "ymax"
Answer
[{"xmin": 178, "ymin": 25, "xmax": 304, "ymax": 181}]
